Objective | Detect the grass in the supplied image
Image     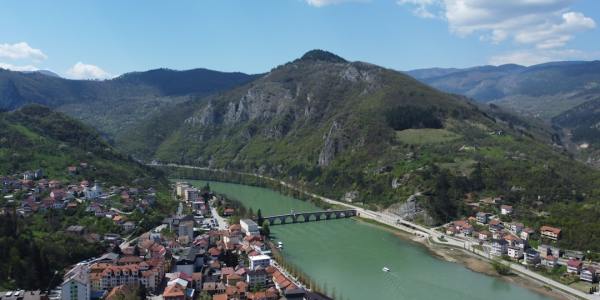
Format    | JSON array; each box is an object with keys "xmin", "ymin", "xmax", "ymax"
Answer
[
  {"xmin": 568, "ymin": 280, "xmax": 595, "ymax": 293},
  {"xmin": 395, "ymin": 128, "xmax": 461, "ymax": 145}
]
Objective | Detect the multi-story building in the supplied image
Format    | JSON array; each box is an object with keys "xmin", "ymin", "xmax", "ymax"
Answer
[
  {"xmin": 524, "ymin": 249, "xmax": 541, "ymax": 265},
  {"xmin": 249, "ymin": 255, "xmax": 271, "ymax": 270},
  {"xmin": 491, "ymin": 239, "xmax": 508, "ymax": 256},
  {"xmin": 540, "ymin": 225, "xmax": 561, "ymax": 241},
  {"xmin": 240, "ymin": 219, "xmax": 260, "ymax": 236},
  {"xmin": 61, "ymin": 264, "xmax": 91, "ymax": 300},
  {"xmin": 507, "ymin": 246, "xmax": 523, "ymax": 259}
]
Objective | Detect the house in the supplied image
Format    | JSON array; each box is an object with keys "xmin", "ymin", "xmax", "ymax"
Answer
[
  {"xmin": 580, "ymin": 267, "xmax": 597, "ymax": 283},
  {"xmin": 524, "ymin": 249, "xmax": 541, "ymax": 265},
  {"xmin": 240, "ymin": 219, "xmax": 260, "ymax": 236},
  {"xmin": 520, "ymin": 227, "xmax": 535, "ymax": 240},
  {"xmin": 488, "ymin": 219, "xmax": 503, "ymax": 232},
  {"xmin": 445, "ymin": 226, "xmax": 459, "ymax": 236},
  {"xmin": 460, "ymin": 224, "xmax": 474, "ymax": 236},
  {"xmin": 564, "ymin": 250, "xmax": 585, "ymax": 260},
  {"xmin": 500, "ymin": 205, "xmax": 513, "ymax": 215},
  {"xmin": 246, "ymin": 268, "xmax": 268, "ymax": 288},
  {"xmin": 507, "ymin": 246, "xmax": 523, "ymax": 259},
  {"xmin": 163, "ymin": 283, "xmax": 186, "ymax": 300},
  {"xmin": 122, "ymin": 221, "xmax": 136, "ymax": 232},
  {"xmin": 249, "ymin": 255, "xmax": 271, "ymax": 270},
  {"xmin": 66, "ymin": 225, "xmax": 86, "ymax": 236},
  {"xmin": 538, "ymin": 244, "xmax": 560, "ymax": 259},
  {"xmin": 476, "ymin": 212, "xmax": 489, "ymax": 224},
  {"xmin": 542, "ymin": 255, "xmax": 558, "ymax": 268},
  {"xmin": 567, "ymin": 259, "xmax": 583, "ymax": 274},
  {"xmin": 508, "ymin": 223, "xmax": 524, "ymax": 234},
  {"xmin": 478, "ymin": 231, "xmax": 491, "ymax": 241},
  {"xmin": 491, "ymin": 239, "xmax": 508, "ymax": 256},
  {"xmin": 540, "ymin": 225, "xmax": 561, "ymax": 241}
]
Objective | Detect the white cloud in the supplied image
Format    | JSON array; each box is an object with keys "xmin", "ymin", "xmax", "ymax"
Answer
[
  {"xmin": 397, "ymin": 0, "xmax": 596, "ymax": 50},
  {"xmin": 306, "ymin": 0, "xmax": 366, "ymax": 7},
  {"xmin": 0, "ymin": 42, "xmax": 47, "ymax": 61},
  {"xmin": 65, "ymin": 62, "xmax": 112, "ymax": 80},
  {"xmin": 489, "ymin": 48, "xmax": 600, "ymax": 66},
  {"xmin": 397, "ymin": 0, "xmax": 439, "ymax": 18},
  {"xmin": 0, "ymin": 62, "xmax": 39, "ymax": 72}
]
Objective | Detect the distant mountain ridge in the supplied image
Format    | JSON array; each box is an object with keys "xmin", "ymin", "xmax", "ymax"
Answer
[
  {"xmin": 407, "ymin": 61, "xmax": 600, "ymax": 116},
  {"xmin": 0, "ymin": 67, "xmax": 259, "ymax": 141},
  {"xmin": 408, "ymin": 60, "xmax": 600, "ymax": 166}
]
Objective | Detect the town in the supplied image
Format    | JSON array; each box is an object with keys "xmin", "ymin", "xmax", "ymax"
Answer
[
  {"xmin": 443, "ymin": 196, "xmax": 600, "ymax": 294},
  {"xmin": 0, "ymin": 178, "xmax": 332, "ymax": 300}
]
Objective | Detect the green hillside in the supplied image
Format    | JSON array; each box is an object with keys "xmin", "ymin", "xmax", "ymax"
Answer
[
  {"xmin": 0, "ymin": 105, "xmax": 166, "ymax": 186},
  {"xmin": 117, "ymin": 51, "xmax": 600, "ymax": 250}
]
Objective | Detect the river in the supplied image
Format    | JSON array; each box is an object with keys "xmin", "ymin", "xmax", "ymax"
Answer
[{"xmin": 191, "ymin": 180, "xmax": 551, "ymax": 300}]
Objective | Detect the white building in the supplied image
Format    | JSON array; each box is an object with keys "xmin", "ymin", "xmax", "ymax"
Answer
[
  {"xmin": 507, "ymin": 246, "xmax": 523, "ymax": 259},
  {"xmin": 61, "ymin": 264, "xmax": 90, "ymax": 300},
  {"xmin": 249, "ymin": 255, "xmax": 271, "ymax": 270},
  {"xmin": 240, "ymin": 219, "xmax": 260, "ymax": 236},
  {"xmin": 176, "ymin": 183, "xmax": 190, "ymax": 197},
  {"xmin": 84, "ymin": 184, "xmax": 102, "ymax": 200}
]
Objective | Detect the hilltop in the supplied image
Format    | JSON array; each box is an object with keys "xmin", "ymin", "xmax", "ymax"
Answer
[{"xmin": 117, "ymin": 51, "xmax": 600, "ymax": 250}]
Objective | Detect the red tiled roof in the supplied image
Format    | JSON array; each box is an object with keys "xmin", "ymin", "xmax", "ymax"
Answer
[
  {"xmin": 540, "ymin": 226, "xmax": 561, "ymax": 235},
  {"xmin": 567, "ymin": 259, "xmax": 583, "ymax": 268},
  {"xmin": 163, "ymin": 284, "xmax": 185, "ymax": 298}
]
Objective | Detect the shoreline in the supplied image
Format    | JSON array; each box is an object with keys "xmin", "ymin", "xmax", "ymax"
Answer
[
  {"xmin": 165, "ymin": 169, "xmax": 587, "ymax": 299},
  {"xmin": 354, "ymin": 217, "xmax": 571, "ymax": 300}
]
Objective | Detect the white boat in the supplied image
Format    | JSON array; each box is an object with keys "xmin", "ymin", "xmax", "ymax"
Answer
[{"xmin": 382, "ymin": 267, "xmax": 390, "ymax": 272}]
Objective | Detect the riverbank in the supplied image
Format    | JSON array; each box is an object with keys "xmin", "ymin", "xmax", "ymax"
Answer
[
  {"xmin": 355, "ymin": 217, "xmax": 571, "ymax": 300},
  {"xmin": 160, "ymin": 165, "xmax": 589, "ymax": 299}
]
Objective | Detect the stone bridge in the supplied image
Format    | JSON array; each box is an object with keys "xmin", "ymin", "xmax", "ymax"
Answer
[{"xmin": 264, "ymin": 209, "xmax": 358, "ymax": 225}]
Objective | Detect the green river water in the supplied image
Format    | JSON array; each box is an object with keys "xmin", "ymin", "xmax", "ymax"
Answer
[{"xmin": 191, "ymin": 180, "xmax": 551, "ymax": 300}]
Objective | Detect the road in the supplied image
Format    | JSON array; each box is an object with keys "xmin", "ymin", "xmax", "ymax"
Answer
[
  {"xmin": 156, "ymin": 163, "xmax": 598, "ymax": 299},
  {"xmin": 210, "ymin": 198, "xmax": 229, "ymax": 230}
]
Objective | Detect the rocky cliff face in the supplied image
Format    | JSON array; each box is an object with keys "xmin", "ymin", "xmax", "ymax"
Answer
[{"xmin": 319, "ymin": 120, "xmax": 346, "ymax": 167}]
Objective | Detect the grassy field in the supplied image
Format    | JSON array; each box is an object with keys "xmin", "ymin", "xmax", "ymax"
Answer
[{"xmin": 395, "ymin": 128, "xmax": 461, "ymax": 145}]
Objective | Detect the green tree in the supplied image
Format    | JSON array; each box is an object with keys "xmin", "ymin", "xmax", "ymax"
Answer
[{"xmin": 257, "ymin": 209, "xmax": 264, "ymax": 226}]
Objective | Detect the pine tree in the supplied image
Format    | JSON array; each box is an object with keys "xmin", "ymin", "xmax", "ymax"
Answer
[{"xmin": 257, "ymin": 209, "xmax": 264, "ymax": 226}]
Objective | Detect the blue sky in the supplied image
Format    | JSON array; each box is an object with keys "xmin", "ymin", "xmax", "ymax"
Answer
[{"xmin": 1, "ymin": 0, "xmax": 599, "ymax": 78}]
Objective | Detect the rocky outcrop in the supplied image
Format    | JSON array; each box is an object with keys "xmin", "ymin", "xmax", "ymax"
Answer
[{"xmin": 318, "ymin": 121, "xmax": 346, "ymax": 167}]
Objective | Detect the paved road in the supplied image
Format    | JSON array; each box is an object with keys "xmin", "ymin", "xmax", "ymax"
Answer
[
  {"xmin": 210, "ymin": 199, "xmax": 229, "ymax": 230},
  {"xmin": 156, "ymin": 163, "xmax": 598, "ymax": 299}
]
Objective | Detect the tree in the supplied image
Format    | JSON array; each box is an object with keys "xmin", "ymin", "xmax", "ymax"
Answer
[
  {"xmin": 133, "ymin": 245, "xmax": 141, "ymax": 257},
  {"xmin": 257, "ymin": 209, "xmax": 264, "ymax": 226},
  {"xmin": 261, "ymin": 222, "xmax": 271, "ymax": 238}
]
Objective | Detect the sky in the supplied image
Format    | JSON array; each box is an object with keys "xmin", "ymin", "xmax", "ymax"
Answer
[{"xmin": 1, "ymin": 0, "xmax": 599, "ymax": 79}]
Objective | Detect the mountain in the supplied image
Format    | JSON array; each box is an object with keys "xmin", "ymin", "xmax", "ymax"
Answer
[
  {"xmin": 124, "ymin": 50, "xmax": 600, "ymax": 250},
  {"xmin": 407, "ymin": 61, "xmax": 600, "ymax": 119},
  {"xmin": 0, "ymin": 68, "xmax": 259, "ymax": 141},
  {"xmin": 409, "ymin": 61, "xmax": 600, "ymax": 166},
  {"xmin": 0, "ymin": 104, "xmax": 166, "ymax": 186}
]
